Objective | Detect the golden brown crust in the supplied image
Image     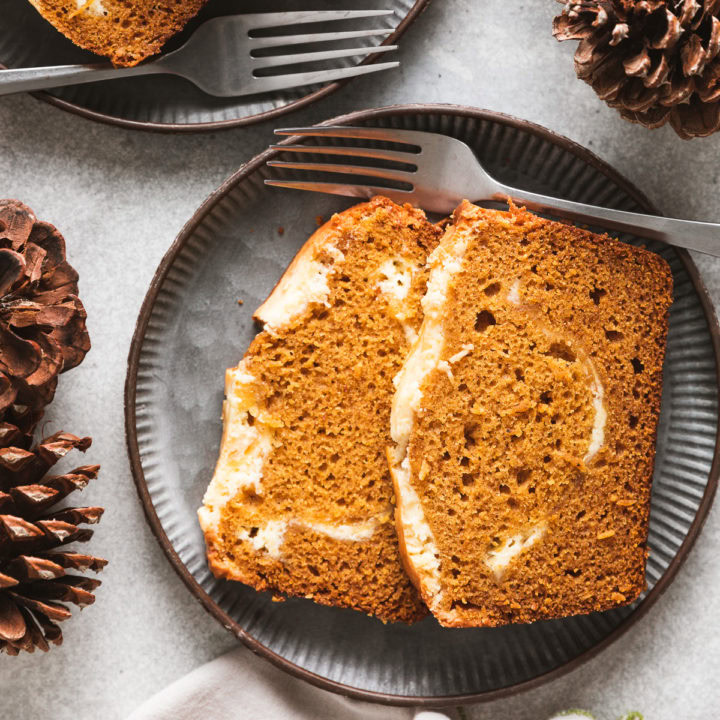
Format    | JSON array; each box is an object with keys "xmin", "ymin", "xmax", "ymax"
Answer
[
  {"xmin": 392, "ymin": 201, "xmax": 672, "ymax": 627},
  {"xmin": 201, "ymin": 197, "xmax": 441, "ymax": 624},
  {"xmin": 28, "ymin": 0, "xmax": 208, "ymax": 66},
  {"xmin": 255, "ymin": 199, "xmax": 436, "ymax": 326},
  {"xmin": 253, "ymin": 213, "xmax": 347, "ymax": 328},
  {"xmin": 386, "ymin": 446, "xmax": 426, "ymax": 596}
]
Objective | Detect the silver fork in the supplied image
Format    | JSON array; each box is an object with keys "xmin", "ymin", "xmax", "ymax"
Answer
[
  {"xmin": 0, "ymin": 11, "xmax": 398, "ymax": 97},
  {"xmin": 266, "ymin": 126, "xmax": 720, "ymax": 256}
]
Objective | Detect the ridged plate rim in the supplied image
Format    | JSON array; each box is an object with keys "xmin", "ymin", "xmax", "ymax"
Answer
[
  {"xmin": 0, "ymin": 1, "xmax": 430, "ymax": 133},
  {"xmin": 124, "ymin": 104, "xmax": 720, "ymax": 705}
]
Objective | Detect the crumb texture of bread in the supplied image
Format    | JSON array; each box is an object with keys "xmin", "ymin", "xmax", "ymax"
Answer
[
  {"xmin": 390, "ymin": 201, "xmax": 673, "ymax": 628},
  {"xmin": 28, "ymin": 0, "xmax": 209, "ymax": 66},
  {"xmin": 199, "ymin": 197, "xmax": 442, "ymax": 624}
]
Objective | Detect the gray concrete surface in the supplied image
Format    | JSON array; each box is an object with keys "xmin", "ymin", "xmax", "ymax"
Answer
[{"xmin": 0, "ymin": 1, "xmax": 718, "ymax": 718}]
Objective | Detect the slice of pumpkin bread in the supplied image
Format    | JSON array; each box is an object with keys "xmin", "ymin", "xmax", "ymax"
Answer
[
  {"xmin": 28, "ymin": 0, "xmax": 208, "ymax": 66},
  {"xmin": 389, "ymin": 201, "xmax": 673, "ymax": 627},
  {"xmin": 199, "ymin": 197, "xmax": 442, "ymax": 623}
]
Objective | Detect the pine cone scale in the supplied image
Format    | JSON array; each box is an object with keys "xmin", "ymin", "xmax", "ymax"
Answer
[
  {"xmin": 12, "ymin": 594, "xmax": 72, "ymax": 622},
  {"xmin": 46, "ymin": 506, "xmax": 104, "ymax": 525},
  {"xmin": 21, "ymin": 614, "xmax": 48, "ymax": 653},
  {"xmin": 0, "ymin": 572, "xmax": 18, "ymax": 589},
  {"xmin": 9, "ymin": 484, "xmax": 60, "ymax": 515},
  {"xmin": 24, "ymin": 332, "xmax": 64, "ymax": 373},
  {"xmin": 645, "ymin": 55, "xmax": 671, "ymax": 87},
  {"xmin": 0, "ymin": 250, "xmax": 26, "ymax": 299},
  {"xmin": 0, "ymin": 203, "xmax": 34, "ymax": 251},
  {"xmin": 1, "ymin": 514, "xmax": 45, "ymax": 545},
  {"xmin": 0, "ymin": 410, "xmax": 36, "ymax": 449},
  {"xmin": 624, "ymin": 47, "xmax": 652, "ymax": 76},
  {"xmin": 656, "ymin": 9, "xmax": 683, "ymax": 48},
  {"xmin": 0, "ymin": 445, "xmax": 35, "ymax": 473},
  {"xmin": 37, "ymin": 519, "xmax": 87, "ymax": 546},
  {"xmin": 32, "ymin": 582, "xmax": 96, "ymax": 606},
  {"xmin": 44, "ymin": 552, "xmax": 107, "ymax": 572},
  {"xmin": 8, "ymin": 556, "xmax": 66, "ymax": 581},
  {"xmin": 64, "ymin": 575, "xmax": 102, "ymax": 590},
  {"xmin": 39, "ymin": 433, "xmax": 92, "ymax": 463},
  {"xmin": 33, "ymin": 611, "xmax": 61, "ymax": 643},
  {"xmin": 697, "ymin": 63, "xmax": 720, "ymax": 99},
  {"xmin": 0, "ymin": 326, "xmax": 42, "ymax": 380},
  {"xmin": 616, "ymin": 81, "xmax": 660, "ymax": 111},
  {"xmin": 0, "ymin": 592, "xmax": 26, "ymax": 641},
  {"xmin": 0, "ymin": 382, "xmax": 17, "ymax": 419}
]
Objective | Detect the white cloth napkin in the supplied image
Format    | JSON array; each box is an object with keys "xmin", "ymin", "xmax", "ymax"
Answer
[
  {"xmin": 126, "ymin": 647, "xmax": 456, "ymax": 720},
  {"xmin": 125, "ymin": 646, "xmax": 639, "ymax": 720}
]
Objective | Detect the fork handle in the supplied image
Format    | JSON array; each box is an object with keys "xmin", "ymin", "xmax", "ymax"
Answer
[
  {"xmin": 0, "ymin": 62, "xmax": 158, "ymax": 96},
  {"xmin": 495, "ymin": 186, "xmax": 720, "ymax": 257}
]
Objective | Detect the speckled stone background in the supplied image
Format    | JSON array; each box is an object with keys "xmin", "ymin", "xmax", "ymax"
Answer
[{"xmin": 0, "ymin": 1, "xmax": 718, "ymax": 718}]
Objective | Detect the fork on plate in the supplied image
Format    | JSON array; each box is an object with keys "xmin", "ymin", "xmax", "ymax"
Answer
[
  {"xmin": 266, "ymin": 125, "xmax": 720, "ymax": 256},
  {"xmin": 0, "ymin": 11, "xmax": 398, "ymax": 97}
]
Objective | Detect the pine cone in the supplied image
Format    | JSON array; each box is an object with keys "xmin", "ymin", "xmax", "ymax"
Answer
[
  {"xmin": 0, "ymin": 431, "xmax": 106, "ymax": 654},
  {"xmin": 0, "ymin": 200, "xmax": 91, "ymax": 434},
  {"xmin": 553, "ymin": 0, "xmax": 720, "ymax": 138}
]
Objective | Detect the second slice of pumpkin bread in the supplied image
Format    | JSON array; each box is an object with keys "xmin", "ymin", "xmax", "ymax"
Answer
[
  {"xmin": 389, "ymin": 201, "xmax": 673, "ymax": 627},
  {"xmin": 199, "ymin": 197, "xmax": 442, "ymax": 623}
]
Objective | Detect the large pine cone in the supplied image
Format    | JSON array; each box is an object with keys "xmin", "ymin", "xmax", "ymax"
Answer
[
  {"xmin": 0, "ymin": 432, "xmax": 106, "ymax": 654},
  {"xmin": 554, "ymin": 1, "xmax": 720, "ymax": 138},
  {"xmin": 0, "ymin": 201, "xmax": 91, "ymax": 435}
]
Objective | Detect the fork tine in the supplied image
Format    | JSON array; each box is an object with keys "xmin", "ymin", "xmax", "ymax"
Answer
[
  {"xmin": 252, "ymin": 45, "xmax": 396, "ymax": 70},
  {"xmin": 274, "ymin": 126, "xmax": 429, "ymax": 145},
  {"xmin": 269, "ymin": 145, "xmax": 417, "ymax": 164},
  {"xmin": 265, "ymin": 179, "xmax": 412, "ymax": 203},
  {"xmin": 251, "ymin": 29, "xmax": 392, "ymax": 49},
  {"xmin": 267, "ymin": 160, "xmax": 414, "ymax": 184},
  {"xmin": 250, "ymin": 62, "xmax": 399, "ymax": 94},
  {"xmin": 244, "ymin": 10, "xmax": 395, "ymax": 30}
]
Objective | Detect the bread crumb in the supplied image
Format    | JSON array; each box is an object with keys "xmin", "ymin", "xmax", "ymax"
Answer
[
  {"xmin": 277, "ymin": 226, "xmax": 285, "ymax": 236},
  {"xmin": 597, "ymin": 529, "xmax": 616, "ymax": 540},
  {"xmin": 316, "ymin": 215, "xmax": 324, "ymax": 227},
  {"xmin": 237, "ymin": 299, "xmax": 244, "ymax": 306}
]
